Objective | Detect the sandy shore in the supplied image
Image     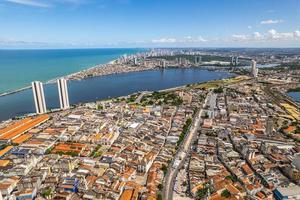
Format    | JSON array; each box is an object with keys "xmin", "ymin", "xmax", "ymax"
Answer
[{"xmin": 0, "ymin": 59, "xmax": 122, "ymax": 97}]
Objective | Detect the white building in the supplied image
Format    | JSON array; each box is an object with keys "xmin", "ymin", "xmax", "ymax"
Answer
[
  {"xmin": 31, "ymin": 81, "xmax": 47, "ymax": 114},
  {"xmin": 251, "ymin": 60, "xmax": 258, "ymax": 78},
  {"xmin": 57, "ymin": 78, "xmax": 70, "ymax": 109}
]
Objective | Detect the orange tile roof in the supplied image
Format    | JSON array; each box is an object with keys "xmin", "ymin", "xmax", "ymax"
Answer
[
  {"xmin": 0, "ymin": 118, "xmax": 31, "ymax": 135},
  {"xmin": 147, "ymin": 196, "xmax": 156, "ymax": 200},
  {"xmin": 12, "ymin": 134, "xmax": 33, "ymax": 144},
  {"xmin": 52, "ymin": 143, "xmax": 87, "ymax": 154},
  {"xmin": 124, "ymin": 182, "xmax": 143, "ymax": 200},
  {"xmin": 284, "ymin": 126, "xmax": 296, "ymax": 133},
  {"xmin": 256, "ymin": 191, "xmax": 266, "ymax": 199},
  {"xmin": 209, "ymin": 193, "xmax": 222, "ymax": 200},
  {"xmin": 0, "ymin": 183, "xmax": 11, "ymax": 190},
  {"xmin": 0, "ymin": 160, "xmax": 10, "ymax": 167},
  {"xmin": 0, "ymin": 146, "xmax": 13, "ymax": 157},
  {"xmin": 119, "ymin": 189, "xmax": 133, "ymax": 200},
  {"xmin": 0, "ymin": 115, "xmax": 49, "ymax": 141},
  {"xmin": 26, "ymin": 140, "xmax": 44, "ymax": 145},
  {"xmin": 241, "ymin": 164, "xmax": 253, "ymax": 176},
  {"xmin": 226, "ymin": 184, "xmax": 240, "ymax": 194}
]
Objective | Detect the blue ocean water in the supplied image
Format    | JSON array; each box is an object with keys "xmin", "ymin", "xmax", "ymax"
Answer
[
  {"xmin": 288, "ymin": 92, "xmax": 300, "ymax": 102},
  {"xmin": 0, "ymin": 68, "xmax": 233, "ymax": 122},
  {"xmin": 0, "ymin": 48, "xmax": 141, "ymax": 94}
]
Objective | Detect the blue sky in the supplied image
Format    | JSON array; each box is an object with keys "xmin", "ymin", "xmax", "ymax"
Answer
[{"xmin": 0, "ymin": 0, "xmax": 300, "ymax": 48}]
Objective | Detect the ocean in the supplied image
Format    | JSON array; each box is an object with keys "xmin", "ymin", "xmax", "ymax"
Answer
[
  {"xmin": 0, "ymin": 68, "xmax": 234, "ymax": 122},
  {"xmin": 288, "ymin": 92, "xmax": 300, "ymax": 102},
  {"xmin": 0, "ymin": 48, "xmax": 141, "ymax": 94}
]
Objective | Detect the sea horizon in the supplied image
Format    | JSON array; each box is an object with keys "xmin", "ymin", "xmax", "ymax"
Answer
[{"xmin": 0, "ymin": 48, "xmax": 143, "ymax": 94}]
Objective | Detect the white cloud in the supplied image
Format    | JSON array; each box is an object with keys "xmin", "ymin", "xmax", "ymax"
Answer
[
  {"xmin": 260, "ymin": 19, "xmax": 283, "ymax": 25},
  {"xmin": 231, "ymin": 29, "xmax": 300, "ymax": 42},
  {"xmin": 181, "ymin": 35, "xmax": 207, "ymax": 42},
  {"xmin": 267, "ymin": 29, "xmax": 294, "ymax": 40},
  {"xmin": 293, "ymin": 30, "xmax": 300, "ymax": 38},
  {"xmin": 4, "ymin": 0, "xmax": 50, "ymax": 8},
  {"xmin": 151, "ymin": 38, "xmax": 177, "ymax": 43},
  {"xmin": 196, "ymin": 36, "xmax": 207, "ymax": 42},
  {"xmin": 152, "ymin": 36, "xmax": 207, "ymax": 44},
  {"xmin": 232, "ymin": 34, "xmax": 249, "ymax": 41},
  {"xmin": 253, "ymin": 32, "xmax": 262, "ymax": 40}
]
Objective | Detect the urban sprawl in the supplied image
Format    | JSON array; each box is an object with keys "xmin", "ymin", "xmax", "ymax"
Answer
[{"xmin": 0, "ymin": 49, "xmax": 300, "ymax": 200}]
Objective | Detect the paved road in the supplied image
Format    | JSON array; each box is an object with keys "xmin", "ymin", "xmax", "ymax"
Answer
[
  {"xmin": 163, "ymin": 99, "xmax": 206, "ymax": 200},
  {"xmin": 134, "ymin": 91, "xmax": 150, "ymax": 104}
]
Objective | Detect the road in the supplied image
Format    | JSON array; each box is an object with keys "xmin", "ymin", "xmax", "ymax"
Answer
[
  {"xmin": 163, "ymin": 102, "xmax": 205, "ymax": 200},
  {"xmin": 134, "ymin": 91, "xmax": 150, "ymax": 104}
]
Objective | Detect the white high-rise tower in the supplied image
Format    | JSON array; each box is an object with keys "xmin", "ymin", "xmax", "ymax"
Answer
[
  {"xmin": 251, "ymin": 60, "xmax": 258, "ymax": 78},
  {"xmin": 57, "ymin": 78, "xmax": 70, "ymax": 109},
  {"xmin": 32, "ymin": 81, "xmax": 47, "ymax": 114}
]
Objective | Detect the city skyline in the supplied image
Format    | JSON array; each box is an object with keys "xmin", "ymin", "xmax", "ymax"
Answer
[{"xmin": 0, "ymin": 0, "xmax": 300, "ymax": 48}]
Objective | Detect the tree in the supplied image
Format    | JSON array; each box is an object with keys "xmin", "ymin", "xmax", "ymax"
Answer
[
  {"xmin": 213, "ymin": 87, "xmax": 223, "ymax": 93},
  {"xmin": 161, "ymin": 164, "xmax": 168, "ymax": 176},
  {"xmin": 221, "ymin": 189, "xmax": 231, "ymax": 198},
  {"xmin": 42, "ymin": 188, "xmax": 52, "ymax": 197},
  {"xmin": 196, "ymin": 187, "xmax": 208, "ymax": 200},
  {"xmin": 157, "ymin": 184, "xmax": 163, "ymax": 191},
  {"xmin": 157, "ymin": 193, "xmax": 163, "ymax": 200}
]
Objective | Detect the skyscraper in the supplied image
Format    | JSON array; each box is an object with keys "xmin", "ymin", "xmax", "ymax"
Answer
[
  {"xmin": 235, "ymin": 57, "xmax": 239, "ymax": 65},
  {"xmin": 251, "ymin": 60, "xmax": 258, "ymax": 77},
  {"xmin": 134, "ymin": 57, "xmax": 138, "ymax": 65},
  {"xmin": 266, "ymin": 116, "xmax": 274, "ymax": 135},
  {"xmin": 57, "ymin": 78, "xmax": 70, "ymax": 110},
  {"xmin": 32, "ymin": 81, "xmax": 47, "ymax": 114},
  {"xmin": 231, "ymin": 56, "xmax": 235, "ymax": 65}
]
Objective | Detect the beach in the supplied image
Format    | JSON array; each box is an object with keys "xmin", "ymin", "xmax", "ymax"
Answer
[{"xmin": 0, "ymin": 48, "xmax": 142, "ymax": 95}]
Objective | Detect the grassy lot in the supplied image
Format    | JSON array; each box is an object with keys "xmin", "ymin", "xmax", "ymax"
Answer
[
  {"xmin": 190, "ymin": 76, "xmax": 250, "ymax": 90},
  {"xmin": 140, "ymin": 91, "xmax": 183, "ymax": 106}
]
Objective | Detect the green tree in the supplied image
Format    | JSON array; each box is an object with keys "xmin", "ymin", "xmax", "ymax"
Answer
[
  {"xmin": 161, "ymin": 164, "xmax": 168, "ymax": 176},
  {"xmin": 196, "ymin": 187, "xmax": 208, "ymax": 200},
  {"xmin": 221, "ymin": 189, "xmax": 231, "ymax": 198},
  {"xmin": 157, "ymin": 184, "xmax": 163, "ymax": 191},
  {"xmin": 157, "ymin": 193, "xmax": 163, "ymax": 200},
  {"xmin": 42, "ymin": 188, "xmax": 52, "ymax": 197}
]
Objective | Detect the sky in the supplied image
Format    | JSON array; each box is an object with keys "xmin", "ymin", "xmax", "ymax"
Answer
[{"xmin": 0, "ymin": 0, "xmax": 300, "ymax": 48}]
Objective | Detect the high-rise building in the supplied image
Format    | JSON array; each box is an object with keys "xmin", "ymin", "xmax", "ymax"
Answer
[
  {"xmin": 231, "ymin": 56, "xmax": 235, "ymax": 65},
  {"xmin": 266, "ymin": 116, "xmax": 274, "ymax": 135},
  {"xmin": 235, "ymin": 57, "xmax": 239, "ymax": 65},
  {"xmin": 32, "ymin": 81, "xmax": 47, "ymax": 114},
  {"xmin": 134, "ymin": 57, "xmax": 138, "ymax": 65},
  {"xmin": 160, "ymin": 60, "xmax": 166, "ymax": 68},
  {"xmin": 195, "ymin": 56, "xmax": 202, "ymax": 64},
  {"xmin": 251, "ymin": 60, "xmax": 258, "ymax": 77},
  {"xmin": 198, "ymin": 56, "xmax": 202, "ymax": 63},
  {"xmin": 57, "ymin": 78, "xmax": 70, "ymax": 110},
  {"xmin": 231, "ymin": 57, "xmax": 239, "ymax": 66}
]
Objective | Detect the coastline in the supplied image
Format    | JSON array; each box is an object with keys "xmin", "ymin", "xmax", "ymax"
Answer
[
  {"xmin": 0, "ymin": 86, "xmax": 32, "ymax": 97},
  {"xmin": 0, "ymin": 59, "xmax": 120, "ymax": 97},
  {"xmin": 0, "ymin": 64, "xmax": 233, "ymax": 98},
  {"xmin": 0, "ymin": 74, "xmax": 238, "ymax": 123}
]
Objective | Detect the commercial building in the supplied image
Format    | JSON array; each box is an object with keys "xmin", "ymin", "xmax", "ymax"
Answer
[
  {"xmin": 32, "ymin": 81, "xmax": 47, "ymax": 114},
  {"xmin": 57, "ymin": 78, "xmax": 70, "ymax": 109},
  {"xmin": 274, "ymin": 185, "xmax": 300, "ymax": 200},
  {"xmin": 251, "ymin": 60, "xmax": 258, "ymax": 78}
]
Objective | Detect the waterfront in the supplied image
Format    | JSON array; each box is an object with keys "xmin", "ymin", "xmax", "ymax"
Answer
[
  {"xmin": 0, "ymin": 48, "xmax": 141, "ymax": 94},
  {"xmin": 288, "ymin": 92, "xmax": 300, "ymax": 102},
  {"xmin": 0, "ymin": 68, "xmax": 233, "ymax": 122}
]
